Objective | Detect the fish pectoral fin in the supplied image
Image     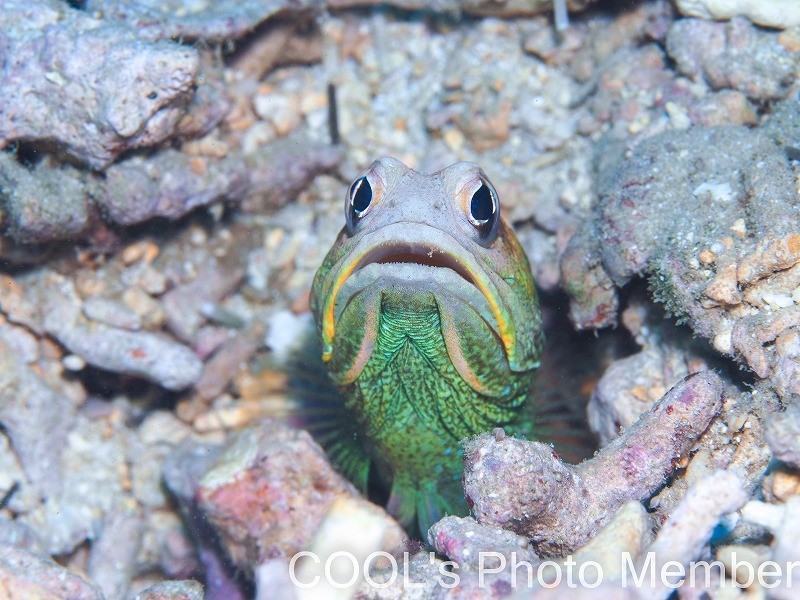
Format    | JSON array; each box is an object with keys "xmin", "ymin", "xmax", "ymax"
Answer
[
  {"xmin": 436, "ymin": 293, "xmax": 514, "ymax": 398},
  {"xmin": 386, "ymin": 476, "xmax": 418, "ymax": 532},
  {"xmin": 326, "ymin": 437, "xmax": 372, "ymax": 493},
  {"xmin": 387, "ymin": 474, "xmax": 467, "ymax": 538}
]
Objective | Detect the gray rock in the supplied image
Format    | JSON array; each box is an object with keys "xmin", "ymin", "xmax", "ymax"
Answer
[
  {"xmin": 0, "ymin": 544, "xmax": 103, "ymax": 599},
  {"xmin": 87, "ymin": 0, "xmax": 320, "ymax": 43},
  {"xmin": 99, "ymin": 150, "xmax": 248, "ymax": 226},
  {"xmin": 0, "ymin": 0, "xmax": 200, "ymax": 170},
  {"xmin": 0, "ymin": 341, "xmax": 75, "ymax": 499},
  {"xmin": 0, "ymin": 153, "xmax": 91, "ymax": 244},
  {"xmin": 667, "ymin": 17, "xmax": 800, "ymax": 102},
  {"xmin": 464, "ymin": 372, "xmax": 724, "ymax": 556},
  {"xmin": 88, "ymin": 509, "xmax": 145, "ymax": 600}
]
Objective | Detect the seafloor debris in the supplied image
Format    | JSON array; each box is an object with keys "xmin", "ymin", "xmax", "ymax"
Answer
[
  {"xmin": 352, "ymin": 470, "xmax": 751, "ymax": 598},
  {"xmin": 88, "ymin": 509, "xmax": 146, "ymax": 600},
  {"xmin": 162, "ymin": 263, "xmax": 245, "ymax": 344},
  {"xmin": 741, "ymin": 498, "xmax": 800, "ymax": 600},
  {"xmin": 417, "ymin": 471, "xmax": 746, "ymax": 599},
  {"xmin": 239, "ymin": 138, "xmax": 344, "ymax": 213},
  {"xmin": 765, "ymin": 404, "xmax": 800, "ymax": 470},
  {"xmin": 0, "ymin": 137, "xmax": 343, "ymax": 244},
  {"xmin": 328, "ymin": 0, "xmax": 595, "ymax": 16},
  {"xmin": 161, "ymin": 439, "xmax": 236, "ymax": 597},
  {"xmin": 0, "ymin": 339, "xmax": 75, "ymax": 501},
  {"xmin": 0, "ymin": 153, "xmax": 94, "ymax": 244},
  {"xmin": 0, "ymin": 0, "xmax": 797, "ymax": 596},
  {"xmin": 586, "ymin": 296, "xmax": 774, "ymax": 524},
  {"xmin": 42, "ymin": 275, "xmax": 203, "ymax": 391},
  {"xmin": 587, "ymin": 343, "xmax": 706, "ymax": 445},
  {"xmin": 99, "ymin": 150, "xmax": 249, "ymax": 227},
  {"xmin": 636, "ymin": 470, "xmax": 748, "ymax": 600},
  {"xmin": 429, "ymin": 516, "xmax": 537, "ymax": 571},
  {"xmin": 0, "ymin": 0, "xmax": 341, "ymax": 244}
]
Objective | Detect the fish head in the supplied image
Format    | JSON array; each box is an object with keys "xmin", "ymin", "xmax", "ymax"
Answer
[{"xmin": 311, "ymin": 157, "xmax": 543, "ymax": 388}]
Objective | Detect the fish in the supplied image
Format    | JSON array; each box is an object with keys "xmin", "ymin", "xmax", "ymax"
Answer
[{"xmin": 309, "ymin": 157, "xmax": 544, "ymax": 535}]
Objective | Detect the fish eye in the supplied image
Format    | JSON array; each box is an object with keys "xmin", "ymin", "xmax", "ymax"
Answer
[
  {"xmin": 468, "ymin": 179, "xmax": 499, "ymax": 241},
  {"xmin": 346, "ymin": 176, "xmax": 373, "ymax": 232}
]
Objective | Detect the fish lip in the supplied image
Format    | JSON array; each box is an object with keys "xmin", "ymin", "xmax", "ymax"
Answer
[
  {"xmin": 336, "ymin": 259, "xmax": 496, "ymax": 331},
  {"xmin": 320, "ymin": 222, "xmax": 516, "ymax": 363}
]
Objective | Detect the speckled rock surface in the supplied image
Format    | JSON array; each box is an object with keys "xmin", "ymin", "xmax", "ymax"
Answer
[
  {"xmin": 133, "ymin": 579, "xmax": 205, "ymax": 600},
  {"xmin": 0, "ymin": 154, "xmax": 93, "ymax": 244},
  {"xmin": 765, "ymin": 404, "xmax": 800, "ymax": 470},
  {"xmin": 430, "ymin": 516, "xmax": 538, "ymax": 570}
]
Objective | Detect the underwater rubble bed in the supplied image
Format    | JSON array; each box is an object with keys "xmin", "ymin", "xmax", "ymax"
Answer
[{"xmin": 0, "ymin": 0, "xmax": 799, "ymax": 598}]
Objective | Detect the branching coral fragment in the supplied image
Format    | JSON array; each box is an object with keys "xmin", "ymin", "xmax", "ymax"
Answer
[{"xmin": 463, "ymin": 371, "xmax": 724, "ymax": 555}]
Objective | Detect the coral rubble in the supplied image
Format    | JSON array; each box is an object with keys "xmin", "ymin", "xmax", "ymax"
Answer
[{"xmin": 0, "ymin": 0, "xmax": 797, "ymax": 597}]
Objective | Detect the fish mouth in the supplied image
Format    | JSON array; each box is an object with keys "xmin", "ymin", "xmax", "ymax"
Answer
[
  {"xmin": 354, "ymin": 242, "xmax": 477, "ymax": 284},
  {"xmin": 319, "ymin": 222, "xmax": 517, "ymax": 363}
]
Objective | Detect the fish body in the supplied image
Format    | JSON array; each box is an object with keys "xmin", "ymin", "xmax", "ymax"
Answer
[{"xmin": 310, "ymin": 157, "xmax": 544, "ymax": 533}]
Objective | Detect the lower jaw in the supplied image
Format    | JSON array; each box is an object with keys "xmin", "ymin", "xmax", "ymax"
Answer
[{"xmin": 336, "ymin": 263, "xmax": 495, "ymax": 323}]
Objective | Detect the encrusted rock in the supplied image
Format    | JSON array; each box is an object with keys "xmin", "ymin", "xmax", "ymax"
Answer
[
  {"xmin": 195, "ymin": 421, "xmax": 406, "ymax": 574},
  {"xmin": 0, "ymin": 153, "xmax": 92, "ymax": 244},
  {"xmin": 99, "ymin": 150, "xmax": 249, "ymax": 226},
  {"xmin": 636, "ymin": 470, "xmax": 748, "ymax": 600},
  {"xmin": 561, "ymin": 100, "xmax": 800, "ymax": 404},
  {"xmin": 429, "ymin": 516, "xmax": 537, "ymax": 571},
  {"xmin": 87, "ymin": 508, "xmax": 145, "ymax": 600},
  {"xmin": 0, "ymin": 340, "xmax": 75, "ymax": 500}
]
